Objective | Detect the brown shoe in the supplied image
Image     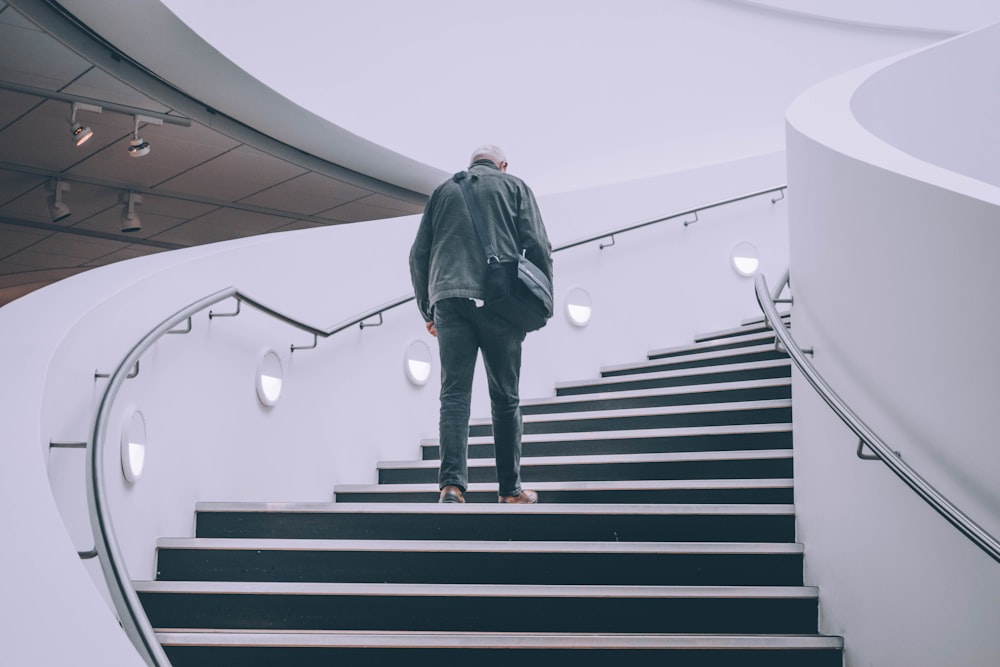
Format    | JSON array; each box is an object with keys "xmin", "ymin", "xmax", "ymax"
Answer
[
  {"xmin": 439, "ymin": 485, "xmax": 465, "ymax": 503},
  {"xmin": 498, "ymin": 489, "xmax": 538, "ymax": 504}
]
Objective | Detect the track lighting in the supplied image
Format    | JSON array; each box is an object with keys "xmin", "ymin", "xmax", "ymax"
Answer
[
  {"xmin": 47, "ymin": 179, "xmax": 71, "ymax": 222},
  {"xmin": 120, "ymin": 191, "xmax": 143, "ymax": 233},
  {"xmin": 127, "ymin": 115, "xmax": 163, "ymax": 158},
  {"xmin": 69, "ymin": 102, "xmax": 102, "ymax": 146}
]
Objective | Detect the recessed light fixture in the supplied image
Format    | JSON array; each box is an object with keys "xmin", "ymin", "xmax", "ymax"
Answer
[
  {"xmin": 127, "ymin": 114, "xmax": 163, "ymax": 158},
  {"xmin": 121, "ymin": 409, "xmax": 148, "ymax": 483},
  {"xmin": 565, "ymin": 287, "xmax": 593, "ymax": 327},
  {"xmin": 255, "ymin": 350, "xmax": 285, "ymax": 406},
  {"xmin": 404, "ymin": 340, "xmax": 433, "ymax": 386},
  {"xmin": 69, "ymin": 102, "xmax": 101, "ymax": 146},
  {"xmin": 120, "ymin": 191, "xmax": 143, "ymax": 233},
  {"xmin": 47, "ymin": 179, "xmax": 71, "ymax": 222},
  {"xmin": 731, "ymin": 241, "xmax": 761, "ymax": 277}
]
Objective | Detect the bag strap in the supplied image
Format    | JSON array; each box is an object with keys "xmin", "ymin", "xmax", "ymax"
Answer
[{"xmin": 454, "ymin": 170, "xmax": 511, "ymax": 264}]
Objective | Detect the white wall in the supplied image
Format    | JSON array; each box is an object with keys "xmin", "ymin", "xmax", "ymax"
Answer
[
  {"xmin": 786, "ymin": 22, "xmax": 1000, "ymax": 667},
  {"xmin": 1, "ymin": 152, "xmax": 787, "ymax": 664},
  {"xmin": 726, "ymin": 0, "xmax": 1000, "ymax": 34}
]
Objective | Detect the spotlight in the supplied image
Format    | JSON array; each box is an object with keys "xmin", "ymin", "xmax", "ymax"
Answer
[
  {"xmin": 47, "ymin": 179, "xmax": 71, "ymax": 222},
  {"xmin": 69, "ymin": 102, "xmax": 101, "ymax": 146},
  {"xmin": 127, "ymin": 115, "xmax": 162, "ymax": 158},
  {"xmin": 120, "ymin": 191, "xmax": 143, "ymax": 233}
]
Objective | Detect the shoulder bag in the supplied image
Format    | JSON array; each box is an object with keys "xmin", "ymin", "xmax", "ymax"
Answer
[{"xmin": 453, "ymin": 171, "xmax": 553, "ymax": 332}]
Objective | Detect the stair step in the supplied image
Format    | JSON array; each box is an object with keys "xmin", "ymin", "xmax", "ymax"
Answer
[
  {"xmin": 601, "ymin": 345, "xmax": 786, "ymax": 378},
  {"xmin": 335, "ymin": 478, "xmax": 794, "ymax": 504},
  {"xmin": 136, "ymin": 581, "xmax": 821, "ymax": 634},
  {"xmin": 646, "ymin": 331, "xmax": 776, "ymax": 360},
  {"xmin": 556, "ymin": 359, "xmax": 791, "ymax": 396},
  {"xmin": 378, "ymin": 449, "xmax": 793, "ymax": 485},
  {"xmin": 695, "ymin": 313, "xmax": 789, "ymax": 343},
  {"xmin": 154, "ymin": 538, "xmax": 804, "ymax": 586},
  {"xmin": 156, "ymin": 631, "xmax": 843, "ymax": 667},
  {"xmin": 421, "ymin": 423, "xmax": 792, "ymax": 460},
  {"xmin": 194, "ymin": 503, "xmax": 796, "ymax": 543},
  {"xmin": 520, "ymin": 378, "xmax": 790, "ymax": 416},
  {"xmin": 468, "ymin": 399, "xmax": 792, "ymax": 437}
]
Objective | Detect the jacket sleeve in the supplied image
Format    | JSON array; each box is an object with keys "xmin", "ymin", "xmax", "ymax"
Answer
[
  {"xmin": 516, "ymin": 184, "xmax": 554, "ymax": 284},
  {"xmin": 409, "ymin": 201, "xmax": 434, "ymax": 322}
]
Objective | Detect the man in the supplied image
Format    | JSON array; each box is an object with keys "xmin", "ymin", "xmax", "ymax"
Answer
[{"xmin": 409, "ymin": 145, "xmax": 553, "ymax": 504}]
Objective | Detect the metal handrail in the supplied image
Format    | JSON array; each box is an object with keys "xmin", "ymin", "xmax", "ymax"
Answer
[
  {"xmin": 553, "ymin": 185, "xmax": 786, "ymax": 252},
  {"xmin": 87, "ymin": 286, "xmax": 355, "ymax": 665},
  {"xmin": 86, "ymin": 184, "xmax": 788, "ymax": 665},
  {"xmin": 297, "ymin": 183, "xmax": 790, "ymax": 335},
  {"xmin": 754, "ymin": 273, "xmax": 1000, "ymax": 564}
]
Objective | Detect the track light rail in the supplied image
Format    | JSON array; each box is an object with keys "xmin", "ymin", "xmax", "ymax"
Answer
[{"xmin": 0, "ymin": 79, "xmax": 192, "ymax": 126}]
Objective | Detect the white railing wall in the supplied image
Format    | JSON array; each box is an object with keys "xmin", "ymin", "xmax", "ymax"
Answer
[
  {"xmin": 0, "ymin": 152, "xmax": 786, "ymax": 664},
  {"xmin": 785, "ymin": 21, "xmax": 1000, "ymax": 667}
]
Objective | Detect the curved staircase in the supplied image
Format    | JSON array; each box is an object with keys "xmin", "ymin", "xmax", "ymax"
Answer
[{"xmin": 135, "ymin": 313, "xmax": 845, "ymax": 665}]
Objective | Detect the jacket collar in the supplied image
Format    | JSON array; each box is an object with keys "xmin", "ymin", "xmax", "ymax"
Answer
[{"xmin": 470, "ymin": 159, "xmax": 501, "ymax": 171}]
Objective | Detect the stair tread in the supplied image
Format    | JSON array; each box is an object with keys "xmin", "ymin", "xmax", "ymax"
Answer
[
  {"xmin": 601, "ymin": 344, "xmax": 782, "ymax": 374},
  {"xmin": 646, "ymin": 331, "xmax": 775, "ymax": 358},
  {"xmin": 426, "ymin": 422, "xmax": 792, "ymax": 447},
  {"xmin": 378, "ymin": 449, "xmax": 793, "ymax": 470},
  {"xmin": 523, "ymin": 378, "xmax": 789, "ymax": 409},
  {"xmin": 695, "ymin": 315, "xmax": 789, "ymax": 342},
  {"xmin": 555, "ymin": 359, "xmax": 790, "ymax": 391},
  {"xmin": 467, "ymin": 399, "xmax": 791, "ymax": 428},
  {"xmin": 136, "ymin": 580, "xmax": 819, "ymax": 598},
  {"xmin": 195, "ymin": 502, "xmax": 796, "ymax": 516},
  {"xmin": 155, "ymin": 629, "xmax": 843, "ymax": 649},
  {"xmin": 337, "ymin": 478, "xmax": 793, "ymax": 493},
  {"xmin": 156, "ymin": 537, "xmax": 804, "ymax": 554}
]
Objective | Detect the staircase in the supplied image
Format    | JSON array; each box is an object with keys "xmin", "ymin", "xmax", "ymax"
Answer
[{"xmin": 135, "ymin": 314, "xmax": 845, "ymax": 666}]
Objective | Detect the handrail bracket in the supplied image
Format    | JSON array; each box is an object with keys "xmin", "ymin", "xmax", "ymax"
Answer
[
  {"xmin": 359, "ymin": 312, "xmax": 384, "ymax": 330},
  {"xmin": 291, "ymin": 333, "xmax": 318, "ymax": 353},
  {"xmin": 209, "ymin": 298, "xmax": 241, "ymax": 320},
  {"xmin": 95, "ymin": 360, "xmax": 139, "ymax": 380}
]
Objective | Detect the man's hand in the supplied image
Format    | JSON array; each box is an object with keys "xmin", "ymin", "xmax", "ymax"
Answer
[{"xmin": 425, "ymin": 321, "xmax": 437, "ymax": 337}]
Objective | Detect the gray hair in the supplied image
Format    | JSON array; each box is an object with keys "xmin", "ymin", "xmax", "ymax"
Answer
[{"xmin": 470, "ymin": 144, "xmax": 507, "ymax": 167}]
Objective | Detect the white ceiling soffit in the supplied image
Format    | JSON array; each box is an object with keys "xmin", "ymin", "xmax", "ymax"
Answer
[{"xmin": 0, "ymin": 0, "xmax": 445, "ymax": 306}]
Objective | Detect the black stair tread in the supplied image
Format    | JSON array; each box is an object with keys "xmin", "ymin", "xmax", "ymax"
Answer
[
  {"xmin": 336, "ymin": 478, "xmax": 793, "ymax": 495},
  {"xmin": 555, "ymin": 359, "xmax": 791, "ymax": 393},
  {"xmin": 430, "ymin": 422, "xmax": 793, "ymax": 446},
  {"xmin": 378, "ymin": 448, "xmax": 793, "ymax": 471},
  {"xmin": 156, "ymin": 537, "xmax": 804, "ymax": 555},
  {"xmin": 467, "ymin": 398, "xmax": 791, "ymax": 428},
  {"xmin": 135, "ymin": 580, "xmax": 819, "ymax": 599},
  {"xmin": 555, "ymin": 357, "xmax": 792, "ymax": 396},
  {"xmin": 155, "ymin": 629, "xmax": 843, "ymax": 650},
  {"xmin": 646, "ymin": 331, "xmax": 776, "ymax": 359},
  {"xmin": 601, "ymin": 344, "xmax": 783, "ymax": 376},
  {"xmin": 418, "ymin": 423, "xmax": 793, "ymax": 460},
  {"xmin": 514, "ymin": 378, "xmax": 790, "ymax": 413},
  {"xmin": 695, "ymin": 314, "xmax": 789, "ymax": 343},
  {"xmin": 196, "ymin": 501, "xmax": 795, "ymax": 517}
]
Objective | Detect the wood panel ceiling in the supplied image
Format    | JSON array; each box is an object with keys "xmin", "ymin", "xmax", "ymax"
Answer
[{"xmin": 0, "ymin": 0, "xmax": 432, "ymax": 305}]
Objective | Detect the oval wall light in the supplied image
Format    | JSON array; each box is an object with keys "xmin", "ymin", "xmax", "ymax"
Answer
[
  {"xmin": 120, "ymin": 409, "xmax": 147, "ymax": 483},
  {"xmin": 255, "ymin": 349, "xmax": 284, "ymax": 407},
  {"xmin": 565, "ymin": 287, "xmax": 593, "ymax": 327},
  {"xmin": 404, "ymin": 339, "xmax": 433, "ymax": 386},
  {"xmin": 730, "ymin": 241, "xmax": 761, "ymax": 277}
]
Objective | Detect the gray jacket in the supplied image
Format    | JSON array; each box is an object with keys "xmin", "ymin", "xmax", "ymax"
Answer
[{"xmin": 409, "ymin": 160, "xmax": 553, "ymax": 322}]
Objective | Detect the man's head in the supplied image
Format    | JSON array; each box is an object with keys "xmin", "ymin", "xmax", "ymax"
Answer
[{"xmin": 470, "ymin": 145, "xmax": 508, "ymax": 171}]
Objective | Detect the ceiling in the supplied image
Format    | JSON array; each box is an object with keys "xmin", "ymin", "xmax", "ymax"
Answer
[{"xmin": 0, "ymin": 0, "xmax": 434, "ymax": 306}]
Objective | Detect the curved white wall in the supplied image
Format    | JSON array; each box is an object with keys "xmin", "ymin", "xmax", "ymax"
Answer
[
  {"xmin": 1, "ymin": 152, "xmax": 786, "ymax": 664},
  {"xmin": 786, "ymin": 22, "xmax": 1000, "ymax": 667},
  {"xmin": 726, "ymin": 0, "xmax": 1000, "ymax": 34}
]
